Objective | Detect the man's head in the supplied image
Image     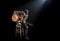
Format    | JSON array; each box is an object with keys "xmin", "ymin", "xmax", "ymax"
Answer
[{"xmin": 24, "ymin": 9, "xmax": 29, "ymax": 14}]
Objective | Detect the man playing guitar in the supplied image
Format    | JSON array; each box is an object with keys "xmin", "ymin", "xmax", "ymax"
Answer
[{"xmin": 11, "ymin": 9, "xmax": 33, "ymax": 40}]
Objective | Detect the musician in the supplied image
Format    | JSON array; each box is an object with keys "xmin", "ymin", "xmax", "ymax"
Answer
[
  {"xmin": 11, "ymin": 11, "xmax": 25, "ymax": 38},
  {"xmin": 11, "ymin": 9, "xmax": 30, "ymax": 40},
  {"xmin": 24, "ymin": 9, "xmax": 30, "ymax": 40}
]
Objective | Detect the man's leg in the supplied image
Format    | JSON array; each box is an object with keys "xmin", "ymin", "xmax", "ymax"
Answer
[{"xmin": 25, "ymin": 24, "xmax": 30, "ymax": 40}]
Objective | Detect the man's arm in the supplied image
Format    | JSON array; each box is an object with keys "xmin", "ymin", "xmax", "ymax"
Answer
[{"xmin": 27, "ymin": 22, "xmax": 33, "ymax": 27}]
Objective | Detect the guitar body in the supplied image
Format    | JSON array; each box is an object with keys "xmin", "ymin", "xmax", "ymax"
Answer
[{"xmin": 12, "ymin": 14, "xmax": 18, "ymax": 22}]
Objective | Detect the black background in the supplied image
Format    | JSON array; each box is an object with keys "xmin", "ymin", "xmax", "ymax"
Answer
[{"xmin": 0, "ymin": 0, "xmax": 59, "ymax": 41}]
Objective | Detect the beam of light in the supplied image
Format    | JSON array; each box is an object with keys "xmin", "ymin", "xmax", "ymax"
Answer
[{"xmin": 15, "ymin": 0, "xmax": 51, "ymax": 23}]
